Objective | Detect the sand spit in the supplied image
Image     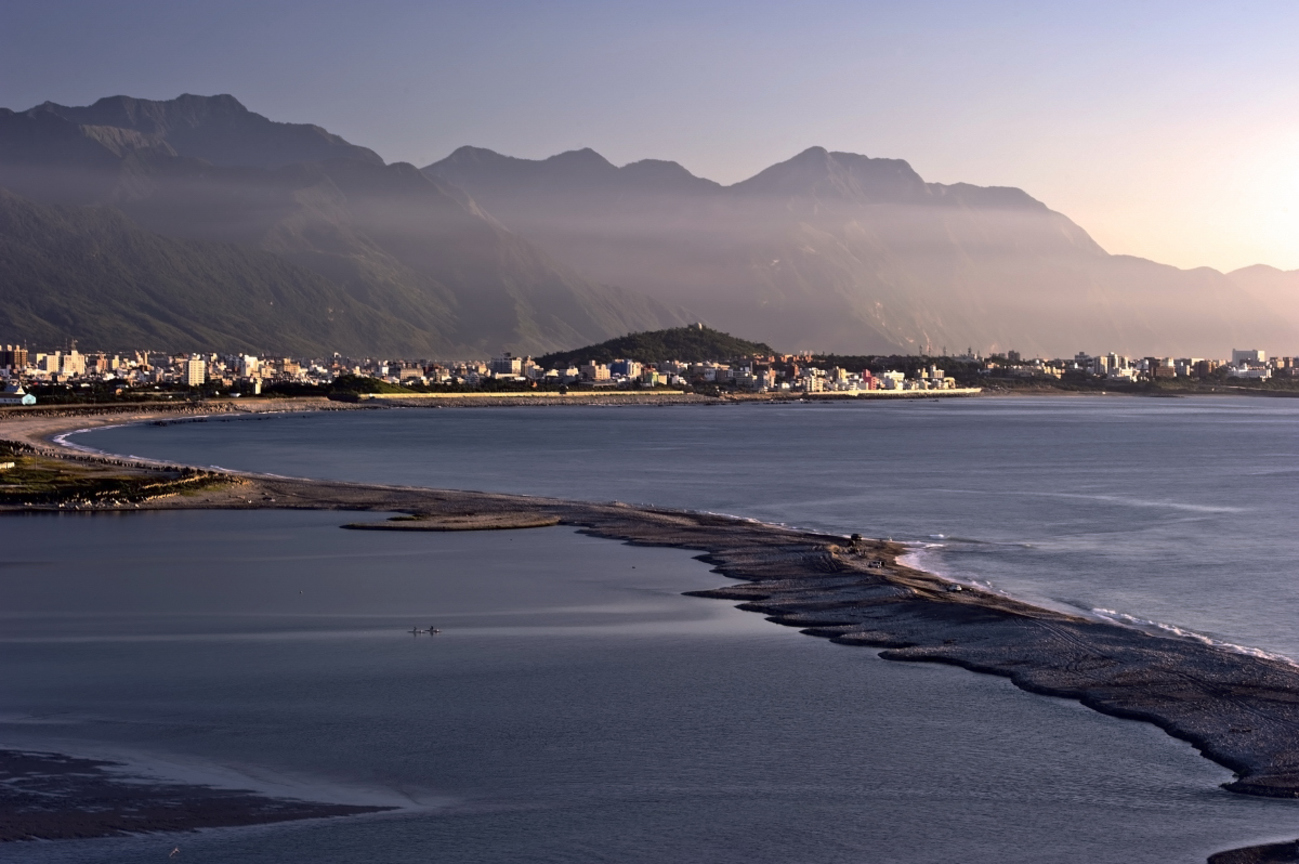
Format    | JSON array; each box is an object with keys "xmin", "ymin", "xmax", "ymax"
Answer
[
  {"xmin": 343, "ymin": 512, "xmax": 562, "ymax": 530},
  {"xmin": 6, "ymin": 404, "xmax": 1299, "ymax": 814},
  {"xmin": 0, "ymin": 750, "xmax": 393, "ymax": 842},
  {"xmin": 1210, "ymin": 839, "xmax": 1299, "ymax": 864}
]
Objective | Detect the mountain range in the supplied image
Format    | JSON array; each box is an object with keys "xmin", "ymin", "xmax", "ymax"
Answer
[
  {"xmin": 0, "ymin": 92, "xmax": 1294, "ymax": 358},
  {"xmin": 427, "ymin": 146, "xmax": 1299, "ymax": 357},
  {"xmin": 0, "ymin": 95, "xmax": 687, "ymax": 355}
]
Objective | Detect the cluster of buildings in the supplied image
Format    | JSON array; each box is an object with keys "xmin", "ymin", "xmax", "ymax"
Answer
[
  {"xmin": 0, "ymin": 346, "xmax": 337, "ymax": 393},
  {"xmin": 2, "ymin": 340, "xmax": 1296, "ymax": 405},
  {"xmin": 984, "ymin": 349, "xmax": 1299, "ymax": 383},
  {"xmin": 469, "ymin": 353, "xmax": 961, "ymax": 393},
  {"xmin": 0, "ymin": 344, "xmax": 960, "ymax": 397}
]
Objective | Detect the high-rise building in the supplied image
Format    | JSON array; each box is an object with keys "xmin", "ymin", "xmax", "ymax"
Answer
[
  {"xmin": 60, "ymin": 351, "xmax": 85, "ymax": 376},
  {"xmin": 186, "ymin": 357, "xmax": 206, "ymax": 387},
  {"xmin": 0, "ymin": 346, "xmax": 28, "ymax": 370}
]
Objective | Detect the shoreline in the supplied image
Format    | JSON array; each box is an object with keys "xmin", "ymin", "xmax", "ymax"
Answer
[
  {"xmin": 0, "ymin": 749, "xmax": 394, "ymax": 843},
  {"xmin": 6, "ymin": 403, "xmax": 1299, "ymax": 848}
]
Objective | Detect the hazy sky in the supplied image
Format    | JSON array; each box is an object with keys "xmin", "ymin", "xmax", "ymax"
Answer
[{"xmin": 3, "ymin": 0, "xmax": 1297, "ymax": 271}]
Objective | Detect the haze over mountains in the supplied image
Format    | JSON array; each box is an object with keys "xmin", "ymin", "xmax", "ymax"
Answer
[
  {"xmin": 0, "ymin": 95, "xmax": 687, "ymax": 355},
  {"xmin": 0, "ymin": 92, "xmax": 1293, "ymax": 357},
  {"xmin": 428, "ymin": 146, "xmax": 1299, "ymax": 357}
]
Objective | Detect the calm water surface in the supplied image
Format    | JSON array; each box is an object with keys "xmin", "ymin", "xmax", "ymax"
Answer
[
  {"xmin": 5, "ymin": 396, "xmax": 1297, "ymax": 862},
  {"xmin": 82, "ymin": 396, "xmax": 1299, "ymax": 655}
]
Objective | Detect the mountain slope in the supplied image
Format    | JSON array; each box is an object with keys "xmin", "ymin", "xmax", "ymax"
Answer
[
  {"xmin": 0, "ymin": 95, "xmax": 690, "ymax": 355},
  {"xmin": 428, "ymin": 146, "xmax": 1290, "ymax": 357},
  {"xmin": 1227, "ymin": 265, "xmax": 1299, "ymax": 343},
  {"xmin": 0, "ymin": 189, "xmax": 432, "ymax": 354}
]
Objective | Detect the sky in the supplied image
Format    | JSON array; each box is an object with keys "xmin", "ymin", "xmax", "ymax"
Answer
[{"xmin": 3, "ymin": 0, "xmax": 1297, "ymax": 272}]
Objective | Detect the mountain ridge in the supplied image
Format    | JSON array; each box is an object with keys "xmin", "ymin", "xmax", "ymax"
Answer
[
  {"xmin": 2, "ymin": 92, "xmax": 1293, "ymax": 359},
  {"xmin": 0, "ymin": 94, "xmax": 691, "ymax": 355},
  {"xmin": 425, "ymin": 145, "xmax": 1293, "ymax": 357},
  {"xmin": 23, "ymin": 94, "xmax": 385, "ymax": 169}
]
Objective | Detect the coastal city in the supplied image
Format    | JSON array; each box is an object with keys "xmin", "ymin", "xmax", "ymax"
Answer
[{"xmin": 0, "ymin": 339, "xmax": 1294, "ymax": 404}]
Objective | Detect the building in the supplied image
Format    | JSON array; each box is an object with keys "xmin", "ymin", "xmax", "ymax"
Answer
[
  {"xmin": 579, "ymin": 362, "xmax": 611, "ymax": 382},
  {"xmin": 878, "ymin": 371, "xmax": 906, "ymax": 390},
  {"xmin": 0, "ymin": 383, "xmax": 35, "ymax": 406},
  {"xmin": 1232, "ymin": 349, "xmax": 1266, "ymax": 366},
  {"xmin": 0, "ymin": 346, "xmax": 28, "ymax": 370},
  {"xmin": 490, "ymin": 353, "xmax": 523, "ymax": 376},
  {"xmin": 609, "ymin": 359, "xmax": 642, "ymax": 378},
  {"xmin": 185, "ymin": 356, "xmax": 206, "ymax": 387},
  {"xmin": 60, "ymin": 351, "xmax": 85, "ymax": 376}
]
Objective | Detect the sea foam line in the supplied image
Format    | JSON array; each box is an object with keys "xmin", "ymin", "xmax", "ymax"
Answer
[
  {"xmin": 1091, "ymin": 608, "xmax": 1299, "ymax": 669},
  {"xmin": 51, "ymin": 425, "xmax": 122, "ymax": 454}
]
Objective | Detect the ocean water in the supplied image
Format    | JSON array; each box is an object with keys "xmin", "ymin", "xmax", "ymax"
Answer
[
  {"xmin": 81, "ymin": 396, "xmax": 1299, "ymax": 656},
  {"xmin": 5, "ymin": 395, "xmax": 1298, "ymax": 861}
]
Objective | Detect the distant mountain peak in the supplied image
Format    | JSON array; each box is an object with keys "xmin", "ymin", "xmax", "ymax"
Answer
[
  {"xmin": 426, "ymin": 146, "xmax": 718, "ymax": 196},
  {"xmin": 549, "ymin": 147, "xmax": 612, "ymax": 165},
  {"xmin": 20, "ymin": 93, "xmax": 383, "ymax": 170},
  {"xmin": 444, "ymin": 144, "xmax": 509, "ymax": 162},
  {"xmin": 733, "ymin": 147, "xmax": 926, "ymax": 202},
  {"xmin": 30, "ymin": 93, "xmax": 253, "ymax": 136}
]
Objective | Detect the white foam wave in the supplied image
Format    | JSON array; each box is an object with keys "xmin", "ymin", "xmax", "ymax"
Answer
[
  {"xmin": 1022, "ymin": 491, "xmax": 1244, "ymax": 514},
  {"xmin": 51, "ymin": 426, "xmax": 121, "ymax": 454},
  {"xmin": 897, "ymin": 545, "xmax": 996, "ymax": 593},
  {"xmin": 1091, "ymin": 608, "xmax": 1299, "ymax": 668}
]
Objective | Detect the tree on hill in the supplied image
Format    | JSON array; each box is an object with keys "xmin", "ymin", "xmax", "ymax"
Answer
[{"xmin": 535, "ymin": 325, "xmax": 775, "ymax": 368}]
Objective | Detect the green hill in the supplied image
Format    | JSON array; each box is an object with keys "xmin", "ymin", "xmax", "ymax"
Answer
[{"xmin": 535, "ymin": 325, "xmax": 774, "ymax": 367}]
